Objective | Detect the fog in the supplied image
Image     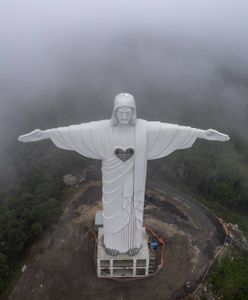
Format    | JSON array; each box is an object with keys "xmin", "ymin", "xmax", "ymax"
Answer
[{"xmin": 1, "ymin": 0, "xmax": 248, "ymax": 164}]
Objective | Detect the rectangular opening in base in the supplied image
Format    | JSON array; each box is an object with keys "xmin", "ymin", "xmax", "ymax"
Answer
[
  {"xmin": 100, "ymin": 260, "xmax": 110, "ymax": 268},
  {"xmin": 113, "ymin": 269, "xmax": 133, "ymax": 277},
  {"xmin": 136, "ymin": 268, "xmax": 146, "ymax": 276},
  {"xmin": 101, "ymin": 269, "xmax": 110, "ymax": 276},
  {"xmin": 136, "ymin": 259, "xmax": 146, "ymax": 267},
  {"xmin": 113, "ymin": 260, "xmax": 133, "ymax": 267}
]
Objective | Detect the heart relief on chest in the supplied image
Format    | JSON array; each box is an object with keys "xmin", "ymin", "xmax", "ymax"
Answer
[{"xmin": 114, "ymin": 147, "xmax": 135, "ymax": 162}]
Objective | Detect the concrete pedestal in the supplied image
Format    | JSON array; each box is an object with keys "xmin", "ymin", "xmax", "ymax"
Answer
[{"xmin": 97, "ymin": 228, "xmax": 150, "ymax": 278}]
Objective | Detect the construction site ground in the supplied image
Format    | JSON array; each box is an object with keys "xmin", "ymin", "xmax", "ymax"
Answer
[{"xmin": 9, "ymin": 177, "xmax": 226, "ymax": 300}]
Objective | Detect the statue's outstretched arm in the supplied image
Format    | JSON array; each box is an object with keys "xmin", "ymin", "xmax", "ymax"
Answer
[
  {"xmin": 18, "ymin": 129, "xmax": 49, "ymax": 143},
  {"xmin": 197, "ymin": 129, "xmax": 230, "ymax": 142},
  {"xmin": 18, "ymin": 122, "xmax": 104, "ymax": 159}
]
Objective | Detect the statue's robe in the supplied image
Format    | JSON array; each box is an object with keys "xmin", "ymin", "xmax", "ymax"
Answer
[{"xmin": 46, "ymin": 119, "xmax": 200, "ymax": 253}]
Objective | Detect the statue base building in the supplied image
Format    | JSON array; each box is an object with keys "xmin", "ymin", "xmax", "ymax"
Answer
[{"xmin": 97, "ymin": 227, "xmax": 151, "ymax": 278}]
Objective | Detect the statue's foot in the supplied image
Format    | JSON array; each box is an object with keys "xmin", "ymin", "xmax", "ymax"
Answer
[
  {"xmin": 105, "ymin": 248, "xmax": 119, "ymax": 256},
  {"xmin": 127, "ymin": 247, "xmax": 140, "ymax": 256}
]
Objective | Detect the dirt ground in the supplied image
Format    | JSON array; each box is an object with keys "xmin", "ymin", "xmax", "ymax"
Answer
[{"xmin": 9, "ymin": 178, "xmax": 226, "ymax": 300}]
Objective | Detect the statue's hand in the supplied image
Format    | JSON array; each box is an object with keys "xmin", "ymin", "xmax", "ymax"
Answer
[
  {"xmin": 204, "ymin": 129, "xmax": 230, "ymax": 142},
  {"xmin": 18, "ymin": 129, "xmax": 46, "ymax": 143}
]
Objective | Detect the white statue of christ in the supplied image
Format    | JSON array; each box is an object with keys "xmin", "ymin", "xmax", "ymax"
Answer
[{"xmin": 18, "ymin": 93, "xmax": 230, "ymax": 256}]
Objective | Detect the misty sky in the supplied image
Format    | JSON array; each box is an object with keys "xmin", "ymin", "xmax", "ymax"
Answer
[{"xmin": 0, "ymin": 0, "xmax": 248, "ymax": 144}]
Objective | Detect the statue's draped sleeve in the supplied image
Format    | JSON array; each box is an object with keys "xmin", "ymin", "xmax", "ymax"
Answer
[
  {"xmin": 45, "ymin": 121, "xmax": 108, "ymax": 160},
  {"xmin": 147, "ymin": 121, "xmax": 200, "ymax": 160}
]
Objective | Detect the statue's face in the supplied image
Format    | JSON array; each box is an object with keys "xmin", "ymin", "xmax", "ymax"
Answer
[{"xmin": 116, "ymin": 106, "xmax": 133, "ymax": 125}]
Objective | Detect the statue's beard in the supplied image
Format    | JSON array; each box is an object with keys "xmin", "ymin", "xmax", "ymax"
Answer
[
  {"xmin": 111, "ymin": 110, "xmax": 137, "ymax": 127},
  {"xmin": 118, "ymin": 119, "xmax": 131, "ymax": 125}
]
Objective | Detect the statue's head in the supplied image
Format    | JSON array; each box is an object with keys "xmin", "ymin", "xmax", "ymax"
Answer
[{"xmin": 111, "ymin": 93, "xmax": 137, "ymax": 126}]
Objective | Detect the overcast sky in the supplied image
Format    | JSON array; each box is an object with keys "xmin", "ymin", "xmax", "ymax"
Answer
[{"xmin": 0, "ymin": 0, "xmax": 248, "ymax": 140}]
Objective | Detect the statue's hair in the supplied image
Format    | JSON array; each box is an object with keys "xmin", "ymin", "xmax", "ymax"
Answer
[{"xmin": 110, "ymin": 107, "xmax": 137, "ymax": 126}]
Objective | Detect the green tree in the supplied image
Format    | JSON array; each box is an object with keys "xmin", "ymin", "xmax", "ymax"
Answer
[{"xmin": 0, "ymin": 253, "xmax": 9, "ymax": 291}]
